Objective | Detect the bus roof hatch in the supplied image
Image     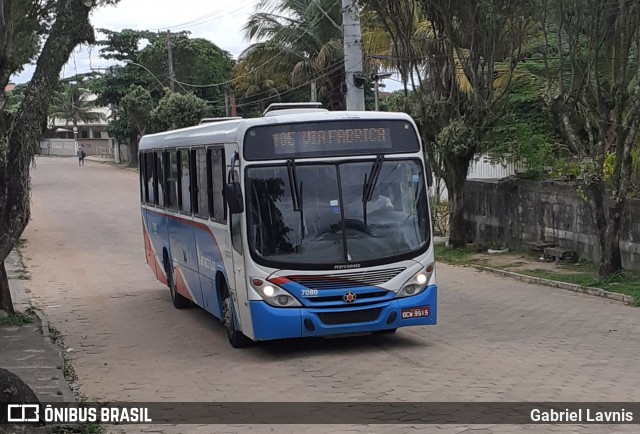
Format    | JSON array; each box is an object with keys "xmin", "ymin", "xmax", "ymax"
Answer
[{"xmin": 263, "ymin": 102, "xmax": 326, "ymax": 117}]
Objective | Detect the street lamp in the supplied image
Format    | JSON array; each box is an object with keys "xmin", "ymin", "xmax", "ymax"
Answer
[{"xmin": 370, "ymin": 72, "xmax": 393, "ymax": 111}]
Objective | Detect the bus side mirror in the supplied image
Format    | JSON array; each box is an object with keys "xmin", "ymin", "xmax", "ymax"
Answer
[
  {"xmin": 225, "ymin": 182, "xmax": 244, "ymax": 214},
  {"xmin": 425, "ymin": 163, "xmax": 433, "ymax": 188}
]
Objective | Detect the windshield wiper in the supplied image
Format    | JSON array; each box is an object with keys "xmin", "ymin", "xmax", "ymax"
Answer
[
  {"xmin": 362, "ymin": 154, "xmax": 384, "ymax": 225},
  {"xmin": 286, "ymin": 159, "xmax": 304, "ymax": 241}
]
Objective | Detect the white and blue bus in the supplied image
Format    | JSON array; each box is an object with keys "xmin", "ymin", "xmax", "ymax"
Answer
[{"xmin": 138, "ymin": 105, "xmax": 437, "ymax": 347}]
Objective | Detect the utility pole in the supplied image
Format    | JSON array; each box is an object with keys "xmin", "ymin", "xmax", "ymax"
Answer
[
  {"xmin": 371, "ymin": 71, "xmax": 392, "ymax": 111},
  {"xmin": 224, "ymin": 88, "xmax": 230, "ymax": 117},
  {"xmin": 229, "ymin": 92, "xmax": 237, "ymax": 117},
  {"xmin": 341, "ymin": 0, "xmax": 365, "ymax": 111},
  {"xmin": 166, "ymin": 30, "xmax": 176, "ymax": 92},
  {"xmin": 310, "ymin": 82, "xmax": 317, "ymax": 102}
]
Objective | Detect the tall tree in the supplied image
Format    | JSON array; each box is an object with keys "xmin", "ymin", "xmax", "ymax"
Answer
[
  {"xmin": 0, "ymin": 0, "xmax": 119, "ymax": 314},
  {"xmin": 138, "ymin": 34, "xmax": 233, "ymax": 109},
  {"xmin": 541, "ymin": 0, "xmax": 640, "ymax": 277},
  {"xmin": 363, "ymin": 0, "xmax": 534, "ymax": 248},
  {"xmin": 240, "ymin": 0, "xmax": 346, "ymax": 110},
  {"xmin": 150, "ymin": 92, "xmax": 210, "ymax": 131}
]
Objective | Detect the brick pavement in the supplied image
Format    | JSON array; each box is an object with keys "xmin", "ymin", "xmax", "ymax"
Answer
[{"xmin": 19, "ymin": 158, "xmax": 640, "ymax": 433}]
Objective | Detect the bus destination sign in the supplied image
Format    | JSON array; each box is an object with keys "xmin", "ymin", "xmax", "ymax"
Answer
[
  {"xmin": 244, "ymin": 119, "xmax": 420, "ymax": 160},
  {"xmin": 272, "ymin": 127, "xmax": 391, "ymax": 155}
]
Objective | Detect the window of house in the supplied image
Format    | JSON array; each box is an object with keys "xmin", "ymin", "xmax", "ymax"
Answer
[{"xmin": 81, "ymin": 130, "xmax": 89, "ymax": 139}]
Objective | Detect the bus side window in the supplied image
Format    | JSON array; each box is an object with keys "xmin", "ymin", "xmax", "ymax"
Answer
[
  {"xmin": 166, "ymin": 150, "xmax": 179, "ymax": 211},
  {"xmin": 155, "ymin": 151, "xmax": 165, "ymax": 207},
  {"xmin": 178, "ymin": 150, "xmax": 191, "ymax": 214},
  {"xmin": 209, "ymin": 148, "xmax": 226, "ymax": 223},
  {"xmin": 193, "ymin": 148, "xmax": 209, "ymax": 219},
  {"xmin": 138, "ymin": 153, "xmax": 144, "ymax": 202},
  {"xmin": 145, "ymin": 152, "xmax": 155, "ymax": 204}
]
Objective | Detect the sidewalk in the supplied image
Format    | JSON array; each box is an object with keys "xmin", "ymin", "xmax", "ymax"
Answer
[{"xmin": 0, "ymin": 251, "xmax": 74, "ymax": 404}]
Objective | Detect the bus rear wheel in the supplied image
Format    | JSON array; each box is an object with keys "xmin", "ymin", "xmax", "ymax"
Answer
[
  {"xmin": 164, "ymin": 256, "xmax": 190, "ymax": 309},
  {"xmin": 222, "ymin": 290, "xmax": 252, "ymax": 348}
]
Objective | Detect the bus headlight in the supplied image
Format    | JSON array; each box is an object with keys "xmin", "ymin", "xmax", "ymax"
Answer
[
  {"xmin": 250, "ymin": 277, "xmax": 302, "ymax": 308},
  {"xmin": 396, "ymin": 264, "xmax": 434, "ymax": 298}
]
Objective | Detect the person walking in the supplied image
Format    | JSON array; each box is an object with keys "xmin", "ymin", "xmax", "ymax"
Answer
[{"xmin": 77, "ymin": 146, "xmax": 85, "ymax": 167}]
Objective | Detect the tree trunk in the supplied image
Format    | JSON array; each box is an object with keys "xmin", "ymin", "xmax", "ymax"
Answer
[
  {"xmin": 128, "ymin": 129, "xmax": 138, "ymax": 167},
  {"xmin": 0, "ymin": 263, "xmax": 14, "ymax": 314},
  {"xmin": 0, "ymin": 0, "xmax": 94, "ymax": 313},
  {"xmin": 598, "ymin": 211, "xmax": 623, "ymax": 277},
  {"xmin": 443, "ymin": 157, "xmax": 471, "ymax": 249},
  {"xmin": 586, "ymin": 183, "xmax": 624, "ymax": 278}
]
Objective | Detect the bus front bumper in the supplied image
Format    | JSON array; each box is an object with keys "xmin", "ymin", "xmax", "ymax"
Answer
[{"xmin": 249, "ymin": 285, "xmax": 437, "ymax": 341}]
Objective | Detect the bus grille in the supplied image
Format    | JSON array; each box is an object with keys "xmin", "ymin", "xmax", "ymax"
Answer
[
  {"xmin": 317, "ymin": 308, "xmax": 383, "ymax": 325},
  {"xmin": 287, "ymin": 268, "xmax": 406, "ymax": 290}
]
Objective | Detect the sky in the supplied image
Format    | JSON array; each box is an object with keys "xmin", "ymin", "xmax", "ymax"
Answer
[{"xmin": 12, "ymin": 0, "xmax": 401, "ymax": 91}]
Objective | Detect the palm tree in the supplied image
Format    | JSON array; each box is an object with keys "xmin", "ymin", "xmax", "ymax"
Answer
[
  {"xmin": 240, "ymin": 0, "xmax": 345, "ymax": 110},
  {"xmin": 49, "ymin": 83, "xmax": 104, "ymax": 130},
  {"xmin": 233, "ymin": 60, "xmax": 286, "ymax": 114}
]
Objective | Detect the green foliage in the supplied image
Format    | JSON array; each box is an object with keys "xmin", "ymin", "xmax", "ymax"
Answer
[
  {"xmin": 120, "ymin": 85, "xmax": 153, "ymax": 135},
  {"xmin": 0, "ymin": 311, "xmax": 33, "ymax": 327},
  {"xmin": 436, "ymin": 120, "xmax": 476, "ymax": 156},
  {"xmin": 434, "ymin": 245, "xmax": 474, "ymax": 266},
  {"xmin": 138, "ymin": 35, "xmax": 233, "ymax": 111},
  {"xmin": 240, "ymin": 0, "xmax": 346, "ymax": 110},
  {"xmin": 151, "ymin": 92, "xmax": 210, "ymax": 131}
]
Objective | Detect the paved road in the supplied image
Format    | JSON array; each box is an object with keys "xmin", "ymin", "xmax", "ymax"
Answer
[{"xmin": 22, "ymin": 157, "xmax": 640, "ymax": 433}]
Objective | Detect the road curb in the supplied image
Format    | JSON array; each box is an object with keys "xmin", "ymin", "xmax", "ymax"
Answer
[
  {"xmin": 32, "ymin": 309, "xmax": 52, "ymax": 344},
  {"xmin": 472, "ymin": 265, "xmax": 635, "ymax": 306}
]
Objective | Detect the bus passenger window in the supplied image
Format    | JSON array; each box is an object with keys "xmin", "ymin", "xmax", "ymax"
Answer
[
  {"xmin": 179, "ymin": 150, "xmax": 191, "ymax": 213},
  {"xmin": 166, "ymin": 151, "xmax": 178, "ymax": 210},
  {"xmin": 145, "ymin": 153, "xmax": 154, "ymax": 204},
  {"xmin": 155, "ymin": 151, "xmax": 165, "ymax": 207},
  {"xmin": 193, "ymin": 148, "xmax": 209, "ymax": 219},
  {"xmin": 210, "ymin": 148, "xmax": 226, "ymax": 223},
  {"xmin": 138, "ymin": 153, "xmax": 144, "ymax": 202}
]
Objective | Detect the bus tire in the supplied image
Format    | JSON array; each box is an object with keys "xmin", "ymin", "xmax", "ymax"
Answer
[
  {"xmin": 164, "ymin": 255, "xmax": 191, "ymax": 309},
  {"xmin": 221, "ymin": 286, "xmax": 252, "ymax": 348}
]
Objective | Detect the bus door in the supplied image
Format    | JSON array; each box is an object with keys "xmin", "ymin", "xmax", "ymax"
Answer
[{"xmin": 226, "ymin": 153, "xmax": 251, "ymax": 333}]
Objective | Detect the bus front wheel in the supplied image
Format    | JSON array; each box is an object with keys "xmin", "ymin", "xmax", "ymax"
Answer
[
  {"xmin": 164, "ymin": 255, "xmax": 191, "ymax": 309},
  {"xmin": 222, "ymin": 291, "xmax": 252, "ymax": 348}
]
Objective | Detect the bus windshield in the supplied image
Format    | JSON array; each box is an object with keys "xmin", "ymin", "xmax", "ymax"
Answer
[{"xmin": 246, "ymin": 159, "xmax": 430, "ymax": 268}]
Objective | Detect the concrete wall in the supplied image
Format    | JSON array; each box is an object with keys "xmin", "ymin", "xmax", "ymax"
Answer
[
  {"xmin": 464, "ymin": 179, "xmax": 640, "ymax": 271},
  {"xmin": 40, "ymin": 138, "xmax": 111, "ymax": 157}
]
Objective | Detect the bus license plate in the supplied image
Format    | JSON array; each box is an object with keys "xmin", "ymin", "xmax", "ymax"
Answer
[{"xmin": 401, "ymin": 306, "xmax": 430, "ymax": 319}]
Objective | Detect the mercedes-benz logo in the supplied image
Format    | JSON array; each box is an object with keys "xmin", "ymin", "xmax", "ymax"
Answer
[{"xmin": 343, "ymin": 291, "xmax": 357, "ymax": 303}]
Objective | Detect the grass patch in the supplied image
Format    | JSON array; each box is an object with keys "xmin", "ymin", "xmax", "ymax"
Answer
[
  {"xmin": 436, "ymin": 245, "xmax": 640, "ymax": 306},
  {"xmin": 434, "ymin": 245, "xmax": 475, "ymax": 265},
  {"xmin": 522, "ymin": 268, "xmax": 640, "ymax": 306},
  {"xmin": 0, "ymin": 310, "xmax": 34, "ymax": 326},
  {"xmin": 52, "ymin": 423, "xmax": 103, "ymax": 434}
]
